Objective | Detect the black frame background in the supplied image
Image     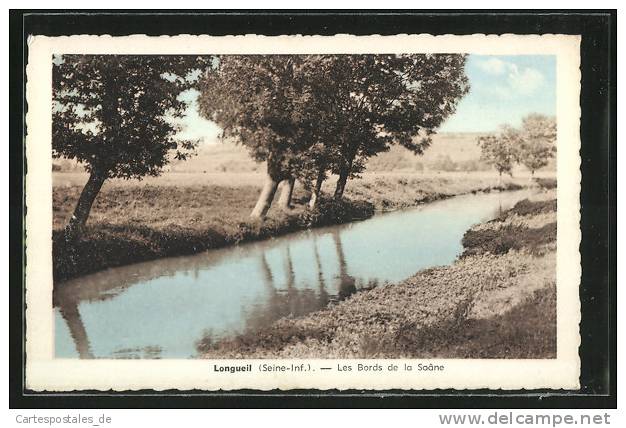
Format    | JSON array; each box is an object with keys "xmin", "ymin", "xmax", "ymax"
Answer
[{"xmin": 8, "ymin": 10, "xmax": 617, "ymax": 409}]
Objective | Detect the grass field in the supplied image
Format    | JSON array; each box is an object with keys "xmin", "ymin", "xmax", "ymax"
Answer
[
  {"xmin": 199, "ymin": 191, "xmax": 557, "ymax": 359},
  {"xmin": 53, "ymin": 171, "xmax": 528, "ymax": 230}
]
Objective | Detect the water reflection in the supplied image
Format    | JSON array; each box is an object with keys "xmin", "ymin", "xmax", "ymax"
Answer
[
  {"xmin": 54, "ymin": 190, "xmax": 530, "ymax": 359},
  {"xmin": 57, "ymin": 301, "xmax": 93, "ymax": 359},
  {"xmin": 333, "ymin": 230, "xmax": 357, "ymax": 299}
]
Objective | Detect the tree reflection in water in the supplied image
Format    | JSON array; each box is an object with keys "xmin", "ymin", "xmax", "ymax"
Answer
[
  {"xmin": 56, "ymin": 226, "xmax": 371, "ymax": 358},
  {"xmin": 239, "ymin": 236, "xmax": 338, "ymax": 335},
  {"xmin": 57, "ymin": 301, "xmax": 94, "ymax": 359},
  {"xmin": 203, "ymin": 230, "xmax": 362, "ymax": 353},
  {"xmin": 332, "ymin": 230, "xmax": 357, "ymax": 299},
  {"xmin": 53, "ymin": 245, "xmax": 237, "ymax": 359}
]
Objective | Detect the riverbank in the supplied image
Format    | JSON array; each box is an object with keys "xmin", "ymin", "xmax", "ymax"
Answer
[
  {"xmin": 53, "ymin": 172, "xmax": 551, "ymax": 282},
  {"xmin": 199, "ymin": 190, "xmax": 557, "ymax": 359}
]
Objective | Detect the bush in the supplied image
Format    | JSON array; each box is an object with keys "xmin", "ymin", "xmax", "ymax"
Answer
[
  {"xmin": 534, "ymin": 177, "xmax": 557, "ymax": 189},
  {"xmin": 462, "ymin": 223, "xmax": 556, "ymax": 256},
  {"xmin": 297, "ymin": 198, "xmax": 375, "ymax": 228},
  {"xmin": 505, "ymin": 198, "xmax": 556, "ymax": 218}
]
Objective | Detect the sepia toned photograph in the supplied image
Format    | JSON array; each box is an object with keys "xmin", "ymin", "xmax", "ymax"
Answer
[{"xmin": 24, "ymin": 34, "xmax": 582, "ymax": 391}]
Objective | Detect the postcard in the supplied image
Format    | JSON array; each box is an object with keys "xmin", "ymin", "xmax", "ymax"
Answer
[{"xmin": 25, "ymin": 33, "xmax": 581, "ymax": 391}]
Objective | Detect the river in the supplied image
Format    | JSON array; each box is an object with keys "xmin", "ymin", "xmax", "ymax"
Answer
[{"xmin": 54, "ymin": 189, "xmax": 530, "ymax": 359}]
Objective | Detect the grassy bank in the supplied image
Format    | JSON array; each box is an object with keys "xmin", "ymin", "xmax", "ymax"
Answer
[
  {"xmin": 53, "ymin": 172, "xmax": 549, "ymax": 282},
  {"xmin": 53, "ymin": 190, "xmax": 372, "ymax": 282},
  {"xmin": 199, "ymin": 190, "xmax": 557, "ymax": 359}
]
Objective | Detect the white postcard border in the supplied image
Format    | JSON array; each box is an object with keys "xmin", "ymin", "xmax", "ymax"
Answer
[{"xmin": 25, "ymin": 33, "xmax": 581, "ymax": 391}]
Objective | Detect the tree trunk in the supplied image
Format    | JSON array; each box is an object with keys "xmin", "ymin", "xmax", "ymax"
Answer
[
  {"xmin": 334, "ymin": 146, "xmax": 356, "ymax": 200},
  {"xmin": 498, "ymin": 171, "xmax": 502, "ymax": 188},
  {"xmin": 334, "ymin": 168, "xmax": 349, "ymax": 200},
  {"xmin": 308, "ymin": 170, "xmax": 325, "ymax": 209},
  {"xmin": 277, "ymin": 177, "xmax": 295, "ymax": 211},
  {"xmin": 66, "ymin": 170, "xmax": 106, "ymax": 237},
  {"xmin": 250, "ymin": 173, "xmax": 280, "ymax": 219}
]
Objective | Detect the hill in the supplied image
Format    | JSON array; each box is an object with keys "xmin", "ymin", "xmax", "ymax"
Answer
[
  {"xmin": 167, "ymin": 132, "xmax": 488, "ymax": 173},
  {"xmin": 52, "ymin": 132, "xmax": 554, "ymax": 174}
]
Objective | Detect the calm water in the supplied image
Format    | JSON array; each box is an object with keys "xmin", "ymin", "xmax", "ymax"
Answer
[{"xmin": 54, "ymin": 190, "xmax": 530, "ymax": 359}]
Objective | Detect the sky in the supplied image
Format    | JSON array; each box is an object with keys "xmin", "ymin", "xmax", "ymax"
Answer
[
  {"xmin": 173, "ymin": 54, "xmax": 556, "ymax": 144},
  {"xmin": 438, "ymin": 55, "xmax": 556, "ymax": 133}
]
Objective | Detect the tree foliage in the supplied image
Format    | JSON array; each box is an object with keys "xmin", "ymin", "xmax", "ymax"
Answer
[
  {"xmin": 306, "ymin": 54, "xmax": 470, "ymax": 197},
  {"xmin": 518, "ymin": 114, "xmax": 557, "ymax": 175},
  {"xmin": 477, "ymin": 125, "xmax": 521, "ymax": 177},
  {"xmin": 197, "ymin": 55, "xmax": 320, "ymax": 182},
  {"xmin": 53, "ymin": 54, "xmax": 211, "ymax": 231},
  {"xmin": 53, "ymin": 55, "xmax": 211, "ymax": 178},
  {"xmin": 197, "ymin": 54, "xmax": 470, "ymax": 211},
  {"xmin": 478, "ymin": 113, "xmax": 557, "ymax": 180},
  {"xmin": 332, "ymin": 55, "xmax": 469, "ymax": 153}
]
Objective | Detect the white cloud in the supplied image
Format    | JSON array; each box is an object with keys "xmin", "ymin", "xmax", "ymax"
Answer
[
  {"xmin": 476, "ymin": 57, "xmax": 508, "ymax": 75},
  {"xmin": 492, "ymin": 68, "xmax": 545, "ymax": 99},
  {"xmin": 477, "ymin": 57, "xmax": 545, "ymax": 99},
  {"xmin": 507, "ymin": 67, "xmax": 545, "ymax": 95}
]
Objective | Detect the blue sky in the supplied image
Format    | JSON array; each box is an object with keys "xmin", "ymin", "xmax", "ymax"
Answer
[
  {"xmin": 439, "ymin": 55, "xmax": 556, "ymax": 132},
  {"xmin": 174, "ymin": 54, "xmax": 556, "ymax": 144}
]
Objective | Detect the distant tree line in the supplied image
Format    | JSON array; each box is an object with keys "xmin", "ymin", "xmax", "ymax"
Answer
[
  {"xmin": 52, "ymin": 54, "xmax": 470, "ymax": 235},
  {"xmin": 477, "ymin": 114, "xmax": 557, "ymax": 183}
]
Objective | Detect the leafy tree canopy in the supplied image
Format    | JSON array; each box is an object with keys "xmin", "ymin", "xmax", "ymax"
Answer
[
  {"xmin": 307, "ymin": 54, "xmax": 470, "ymax": 177},
  {"xmin": 197, "ymin": 54, "xmax": 470, "ymax": 183},
  {"xmin": 53, "ymin": 55, "xmax": 212, "ymax": 179},
  {"xmin": 477, "ymin": 125, "xmax": 521, "ymax": 176},
  {"xmin": 518, "ymin": 113, "xmax": 557, "ymax": 174},
  {"xmin": 197, "ymin": 55, "xmax": 322, "ymax": 181}
]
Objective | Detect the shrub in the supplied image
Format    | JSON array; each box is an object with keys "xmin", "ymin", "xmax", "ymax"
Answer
[
  {"xmin": 534, "ymin": 177, "xmax": 557, "ymax": 189},
  {"xmin": 462, "ymin": 222, "xmax": 556, "ymax": 257},
  {"xmin": 505, "ymin": 198, "xmax": 557, "ymax": 218},
  {"xmin": 297, "ymin": 198, "xmax": 375, "ymax": 228}
]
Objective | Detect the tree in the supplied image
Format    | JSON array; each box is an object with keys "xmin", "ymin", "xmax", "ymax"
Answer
[
  {"xmin": 53, "ymin": 55, "xmax": 210, "ymax": 235},
  {"xmin": 198, "ymin": 55, "xmax": 322, "ymax": 218},
  {"xmin": 302, "ymin": 141, "xmax": 332, "ymax": 209},
  {"xmin": 292, "ymin": 57, "xmax": 347, "ymax": 208},
  {"xmin": 477, "ymin": 125, "xmax": 521, "ymax": 185},
  {"xmin": 310, "ymin": 54, "xmax": 470, "ymax": 199},
  {"xmin": 518, "ymin": 113, "xmax": 557, "ymax": 176},
  {"xmin": 197, "ymin": 54, "xmax": 469, "ymax": 213}
]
